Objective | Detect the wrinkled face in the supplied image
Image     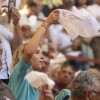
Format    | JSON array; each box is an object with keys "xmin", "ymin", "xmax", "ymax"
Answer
[
  {"xmin": 21, "ymin": 25, "xmax": 33, "ymax": 39},
  {"xmin": 0, "ymin": 44, "xmax": 2, "ymax": 70},
  {"xmin": 31, "ymin": 46, "xmax": 44, "ymax": 71},
  {"xmin": 59, "ymin": 67, "xmax": 75, "ymax": 85}
]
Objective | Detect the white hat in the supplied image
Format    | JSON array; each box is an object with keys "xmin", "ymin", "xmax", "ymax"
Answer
[{"xmin": 19, "ymin": 14, "xmax": 37, "ymax": 28}]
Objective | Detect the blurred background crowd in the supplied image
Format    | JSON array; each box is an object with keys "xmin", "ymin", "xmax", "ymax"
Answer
[{"xmin": 0, "ymin": 0, "xmax": 100, "ymax": 99}]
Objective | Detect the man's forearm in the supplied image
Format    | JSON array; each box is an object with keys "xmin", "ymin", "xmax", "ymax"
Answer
[{"xmin": 11, "ymin": 23, "xmax": 23, "ymax": 54}]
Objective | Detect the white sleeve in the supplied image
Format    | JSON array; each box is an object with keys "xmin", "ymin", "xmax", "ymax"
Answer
[{"xmin": 0, "ymin": 24, "xmax": 14, "ymax": 41}]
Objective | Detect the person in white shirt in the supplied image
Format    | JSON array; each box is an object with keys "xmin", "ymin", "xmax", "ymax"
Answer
[{"xmin": 0, "ymin": 1, "xmax": 22, "ymax": 84}]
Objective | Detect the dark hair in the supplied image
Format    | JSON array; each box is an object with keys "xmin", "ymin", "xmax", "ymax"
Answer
[
  {"xmin": 61, "ymin": 61, "xmax": 76, "ymax": 72},
  {"xmin": 27, "ymin": 1, "xmax": 37, "ymax": 8},
  {"xmin": 75, "ymin": 0, "xmax": 91, "ymax": 7},
  {"xmin": 42, "ymin": 51, "xmax": 50, "ymax": 59}
]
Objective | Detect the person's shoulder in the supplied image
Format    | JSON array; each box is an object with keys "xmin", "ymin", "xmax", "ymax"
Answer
[
  {"xmin": 12, "ymin": 58, "xmax": 32, "ymax": 74},
  {"xmin": 0, "ymin": 80, "xmax": 15, "ymax": 100}
]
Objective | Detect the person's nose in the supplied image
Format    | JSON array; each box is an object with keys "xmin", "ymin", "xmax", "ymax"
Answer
[{"xmin": 40, "ymin": 53, "xmax": 44, "ymax": 61}]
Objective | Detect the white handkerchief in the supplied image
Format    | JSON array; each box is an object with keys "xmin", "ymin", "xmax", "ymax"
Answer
[
  {"xmin": 59, "ymin": 7, "xmax": 100, "ymax": 39},
  {"xmin": 24, "ymin": 71, "xmax": 55, "ymax": 91}
]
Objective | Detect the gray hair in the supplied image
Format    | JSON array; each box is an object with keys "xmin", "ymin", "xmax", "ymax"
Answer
[{"xmin": 72, "ymin": 71, "xmax": 100, "ymax": 97}]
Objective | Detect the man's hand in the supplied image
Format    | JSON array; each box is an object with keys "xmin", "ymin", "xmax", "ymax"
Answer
[
  {"xmin": 39, "ymin": 85, "xmax": 54, "ymax": 100},
  {"xmin": 11, "ymin": 7, "xmax": 21, "ymax": 25}
]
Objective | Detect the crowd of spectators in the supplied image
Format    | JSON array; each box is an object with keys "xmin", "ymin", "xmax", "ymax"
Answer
[{"xmin": 0, "ymin": 0, "xmax": 100, "ymax": 100}]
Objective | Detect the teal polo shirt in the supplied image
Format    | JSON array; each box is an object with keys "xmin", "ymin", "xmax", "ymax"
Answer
[{"xmin": 9, "ymin": 58, "xmax": 39, "ymax": 100}]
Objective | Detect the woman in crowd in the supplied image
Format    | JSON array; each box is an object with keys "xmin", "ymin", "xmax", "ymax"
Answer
[{"xmin": 9, "ymin": 9, "xmax": 59, "ymax": 100}]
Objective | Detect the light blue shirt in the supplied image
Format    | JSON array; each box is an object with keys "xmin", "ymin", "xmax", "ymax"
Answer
[{"xmin": 9, "ymin": 58, "xmax": 39, "ymax": 100}]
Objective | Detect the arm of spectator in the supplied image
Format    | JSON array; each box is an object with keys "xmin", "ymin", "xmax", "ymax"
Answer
[
  {"xmin": 23, "ymin": 10, "xmax": 59, "ymax": 64},
  {"xmin": 10, "ymin": 7, "xmax": 23, "ymax": 53}
]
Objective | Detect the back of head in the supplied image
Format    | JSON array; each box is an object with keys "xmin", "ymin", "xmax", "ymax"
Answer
[{"xmin": 72, "ymin": 71, "xmax": 100, "ymax": 97}]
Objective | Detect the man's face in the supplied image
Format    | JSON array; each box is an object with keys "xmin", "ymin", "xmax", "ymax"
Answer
[
  {"xmin": 0, "ymin": 44, "xmax": 3, "ymax": 70},
  {"xmin": 59, "ymin": 66, "xmax": 75, "ymax": 85},
  {"xmin": 21, "ymin": 25, "xmax": 33, "ymax": 39}
]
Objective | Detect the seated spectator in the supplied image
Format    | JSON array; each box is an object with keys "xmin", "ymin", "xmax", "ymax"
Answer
[
  {"xmin": 56, "ymin": 71, "xmax": 100, "ymax": 100},
  {"xmin": 9, "ymin": 9, "xmax": 59, "ymax": 100},
  {"xmin": 53, "ymin": 62, "xmax": 75, "ymax": 94}
]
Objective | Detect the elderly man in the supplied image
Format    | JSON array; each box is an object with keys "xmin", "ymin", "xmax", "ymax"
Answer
[{"xmin": 56, "ymin": 71, "xmax": 100, "ymax": 100}]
